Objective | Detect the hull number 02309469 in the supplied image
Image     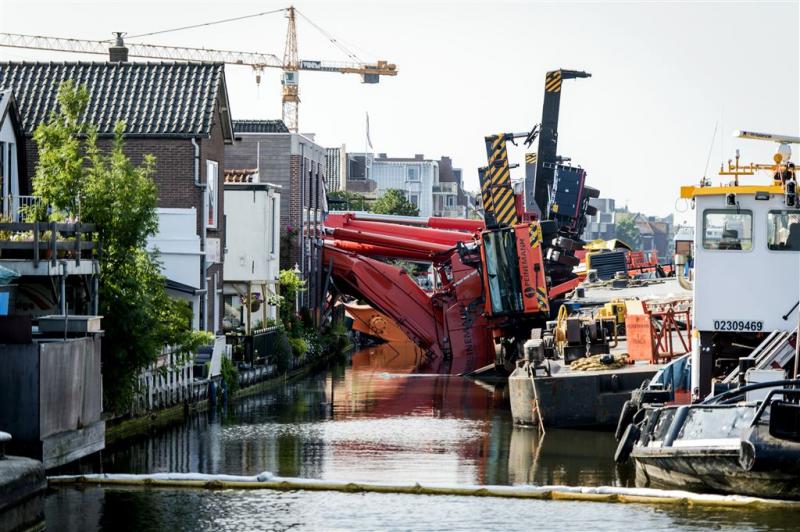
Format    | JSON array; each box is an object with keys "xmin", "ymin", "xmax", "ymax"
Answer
[{"xmin": 713, "ymin": 320, "xmax": 764, "ymax": 332}]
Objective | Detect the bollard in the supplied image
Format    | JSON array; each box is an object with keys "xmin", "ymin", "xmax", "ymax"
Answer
[{"xmin": 0, "ymin": 431, "xmax": 11, "ymax": 459}]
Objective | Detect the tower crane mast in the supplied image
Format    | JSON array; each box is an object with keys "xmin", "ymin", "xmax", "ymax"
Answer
[
  {"xmin": 0, "ymin": 6, "xmax": 397, "ymax": 132},
  {"xmin": 281, "ymin": 6, "xmax": 301, "ymax": 132}
]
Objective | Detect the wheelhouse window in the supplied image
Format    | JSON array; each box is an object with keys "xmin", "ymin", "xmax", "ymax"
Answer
[
  {"xmin": 702, "ymin": 210, "xmax": 752, "ymax": 251},
  {"xmin": 767, "ymin": 210, "xmax": 800, "ymax": 251}
]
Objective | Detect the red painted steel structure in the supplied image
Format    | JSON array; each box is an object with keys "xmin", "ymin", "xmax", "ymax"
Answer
[
  {"xmin": 322, "ymin": 69, "xmax": 596, "ymax": 375},
  {"xmin": 323, "ymin": 214, "xmax": 557, "ymax": 374}
]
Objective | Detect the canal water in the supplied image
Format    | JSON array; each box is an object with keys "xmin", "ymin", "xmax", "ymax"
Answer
[{"xmin": 46, "ymin": 343, "xmax": 796, "ymax": 531}]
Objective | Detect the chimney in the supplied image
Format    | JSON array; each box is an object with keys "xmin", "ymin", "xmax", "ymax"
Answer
[{"xmin": 109, "ymin": 32, "xmax": 128, "ymax": 62}]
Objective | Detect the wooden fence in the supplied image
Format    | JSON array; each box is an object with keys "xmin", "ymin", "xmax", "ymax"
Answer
[
  {"xmin": 132, "ymin": 340, "xmax": 292, "ymax": 415},
  {"xmin": 132, "ymin": 346, "xmax": 208, "ymax": 415}
]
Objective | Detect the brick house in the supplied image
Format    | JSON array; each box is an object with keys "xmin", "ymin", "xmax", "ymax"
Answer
[
  {"xmin": 0, "ymin": 61, "xmax": 234, "ymax": 332},
  {"xmin": 225, "ymin": 120, "xmax": 326, "ymax": 313}
]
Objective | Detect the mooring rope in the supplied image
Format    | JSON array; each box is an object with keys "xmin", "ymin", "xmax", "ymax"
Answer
[{"xmin": 47, "ymin": 472, "xmax": 800, "ymax": 510}]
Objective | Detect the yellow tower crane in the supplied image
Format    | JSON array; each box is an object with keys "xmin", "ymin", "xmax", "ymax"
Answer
[{"xmin": 0, "ymin": 6, "xmax": 397, "ymax": 132}]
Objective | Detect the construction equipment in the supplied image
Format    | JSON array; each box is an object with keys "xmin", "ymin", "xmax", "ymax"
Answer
[
  {"xmin": 550, "ymin": 304, "xmax": 618, "ymax": 363},
  {"xmin": 320, "ymin": 69, "xmax": 597, "ymax": 375},
  {"xmin": 625, "ymin": 298, "xmax": 692, "ymax": 364},
  {"xmin": 0, "ymin": 6, "xmax": 397, "ymax": 132}
]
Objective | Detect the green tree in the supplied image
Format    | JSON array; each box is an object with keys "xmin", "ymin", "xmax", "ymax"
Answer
[
  {"xmin": 328, "ymin": 190, "xmax": 369, "ymax": 211},
  {"xmin": 615, "ymin": 215, "xmax": 642, "ymax": 249},
  {"xmin": 278, "ymin": 268, "xmax": 306, "ymax": 334},
  {"xmin": 371, "ymin": 188, "xmax": 419, "ymax": 216},
  {"xmin": 32, "ymin": 81, "xmax": 209, "ymax": 412},
  {"xmin": 30, "ymin": 80, "xmax": 89, "ymax": 221}
]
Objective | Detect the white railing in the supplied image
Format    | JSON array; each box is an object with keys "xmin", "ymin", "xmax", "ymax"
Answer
[
  {"xmin": 131, "ymin": 341, "xmax": 284, "ymax": 415},
  {"xmin": 132, "ymin": 346, "xmax": 207, "ymax": 415},
  {"xmin": 3, "ymin": 195, "xmax": 41, "ymax": 222}
]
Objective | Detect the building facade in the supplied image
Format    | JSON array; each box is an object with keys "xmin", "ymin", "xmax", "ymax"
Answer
[
  {"xmin": 0, "ymin": 90, "xmax": 26, "ymax": 221},
  {"xmin": 325, "ymin": 145, "xmax": 347, "ymax": 192},
  {"xmin": 0, "ymin": 60, "xmax": 233, "ymax": 332},
  {"xmin": 435, "ymin": 156, "xmax": 467, "ymax": 218},
  {"xmin": 222, "ymin": 179, "xmax": 281, "ymax": 331},
  {"xmin": 224, "ymin": 120, "xmax": 326, "ymax": 313},
  {"xmin": 337, "ymin": 152, "xmax": 469, "ymax": 218},
  {"xmin": 583, "ymin": 197, "xmax": 617, "ymax": 241}
]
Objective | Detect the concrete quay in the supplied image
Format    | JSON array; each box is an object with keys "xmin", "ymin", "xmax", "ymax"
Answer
[{"xmin": 0, "ymin": 432, "xmax": 46, "ymax": 532}]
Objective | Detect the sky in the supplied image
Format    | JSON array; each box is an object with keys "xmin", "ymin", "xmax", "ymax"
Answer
[{"xmin": 1, "ymin": 0, "xmax": 798, "ymax": 223}]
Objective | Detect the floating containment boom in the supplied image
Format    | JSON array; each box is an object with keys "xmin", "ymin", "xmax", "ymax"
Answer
[{"xmin": 48, "ymin": 472, "xmax": 800, "ymax": 510}]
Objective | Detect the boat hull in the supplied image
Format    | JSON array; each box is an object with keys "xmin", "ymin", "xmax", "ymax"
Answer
[{"xmin": 632, "ymin": 435, "xmax": 800, "ymax": 500}]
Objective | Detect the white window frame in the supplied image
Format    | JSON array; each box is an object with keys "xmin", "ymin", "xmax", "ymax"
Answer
[
  {"xmin": 270, "ymin": 196, "xmax": 277, "ymax": 255},
  {"xmin": 206, "ymin": 160, "xmax": 218, "ymax": 229},
  {"xmin": 406, "ymin": 166, "xmax": 420, "ymax": 182},
  {"xmin": 702, "ymin": 209, "xmax": 752, "ymax": 251}
]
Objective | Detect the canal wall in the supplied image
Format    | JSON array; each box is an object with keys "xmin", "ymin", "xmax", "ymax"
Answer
[
  {"xmin": 0, "ymin": 433, "xmax": 46, "ymax": 532},
  {"xmin": 0, "ymin": 336, "xmax": 105, "ymax": 469},
  {"xmin": 106, "ymin": 349, "xmax": 342, "ymax": 446}
]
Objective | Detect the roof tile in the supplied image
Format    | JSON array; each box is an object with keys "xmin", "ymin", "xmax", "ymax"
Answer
[
  {"xmin": 0, "ymin": 61, "xmax": 227, "ymax": 138},
  {"xmin": 233, "ymin": 119, "xmax": 288, "ymax": 134}
]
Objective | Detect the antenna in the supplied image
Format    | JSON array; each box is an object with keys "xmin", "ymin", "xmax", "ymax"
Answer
[
  {"xmin": 702, "ymin": 122, "xmax": 718, "ymax": 184},
  {"xmin": 736, "ymin": 130, "xmax": 800, "ymax": 165},
  {"xmin": 735, "ymin": 130, "xmax": 800, "ymax": 144}
]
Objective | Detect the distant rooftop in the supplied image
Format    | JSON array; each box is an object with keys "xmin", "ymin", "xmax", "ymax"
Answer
[{"xmin": 233, "ymin": 119, "xmax": 289, "ymax": 134}]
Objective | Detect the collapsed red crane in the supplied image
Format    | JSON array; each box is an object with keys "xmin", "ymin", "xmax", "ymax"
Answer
[
  {"xmin": 321, "ymin": 69, "xmax": 594, "ymax": 375},
  {"xmin": 322, "ymin": 212, "xmax": 581, "ymax": 375}
]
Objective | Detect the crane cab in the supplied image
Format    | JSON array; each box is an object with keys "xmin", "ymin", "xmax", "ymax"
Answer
[
  {"xmin": 683, "ymin": 136, "xmax": 799, "ymax": 400},
  {"xmin": 480, "ymin": 222, "xmax": 549, "ymax": 318}
]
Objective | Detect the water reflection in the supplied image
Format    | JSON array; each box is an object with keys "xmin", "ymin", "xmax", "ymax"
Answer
[
  {"xmin": 46, "ymin": 487, "xmax": 797, "ymax": 532},
  {"xmin": 92, "ymin": 342, "xmax": 630, "ymax": 489},
  {"xmin": 46, "ymin": 342, "xmax": 795, "ymax": 530}
]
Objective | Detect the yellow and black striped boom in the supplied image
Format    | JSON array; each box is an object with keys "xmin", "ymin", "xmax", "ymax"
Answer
[{"xmin": 480, "ymin": 132, "xmax": 529, "ymax": 228}]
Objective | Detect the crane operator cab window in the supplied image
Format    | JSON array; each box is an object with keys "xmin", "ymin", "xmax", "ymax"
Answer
[
  {"xmin": 767, "ymin": 210, "xmax": 800, "ymax": 251},
  {"xmin": 702, "ymin": 210, "xmax": 752, "ymax": 251},
  {"xmin": 482, "ymin": 229, "xmax": 524, "ymax": 316}
]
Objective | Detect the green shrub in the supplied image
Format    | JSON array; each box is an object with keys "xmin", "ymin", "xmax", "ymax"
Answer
[
  {"xmin": 288, "ymin": 336, "xmax": 308, "ymax": 358},
  {"xmin": 220, "ymin": 356, "xmax": 239, "ymax": 394},
  {"xmin": 274, "ymin": 331, "xmax": 292, "ymax": 373}
]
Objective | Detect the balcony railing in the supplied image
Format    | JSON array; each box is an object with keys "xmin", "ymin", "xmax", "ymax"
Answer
[
  {"xmin": 0, "ymin": 222, "xmax": 99, "ymax": 267},
  {"xmin": 2, "ymin": 195, "xmax": 42, "ymax": 222}
]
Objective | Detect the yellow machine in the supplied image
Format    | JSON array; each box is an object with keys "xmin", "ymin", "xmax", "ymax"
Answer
[{"xmin": 597, "ymin": 299, "xmax": 627, "ymax": 334}]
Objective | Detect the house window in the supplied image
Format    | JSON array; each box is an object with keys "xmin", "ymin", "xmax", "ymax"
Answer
[
  {"xmin": 702, "ymin": 209, "xmax": 752, "ymax": 251},
  {"xmin": 407, "ymin": 166, "xmax": 420, "ymax": 182},
  {"xmin": 767, "ymin": 210, "xmax": 800, "ymax": 251},
  {"xmin": 206, "ymin": 160, "xmax": 218, "ymax": 228},
  {"xmin": 446, "ymin": 195, "xmax": 455, "ymax": 208},
  {"xmin": 409, "ymin": 193, "xmax": 419, "ymax": 207}
]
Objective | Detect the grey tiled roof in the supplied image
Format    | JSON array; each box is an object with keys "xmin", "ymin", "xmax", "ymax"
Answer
[
  {"xmin": 233, "ymin": 119, "xmax": 288, "ymax": 134},
  {"xmin": 0, "ymin": 61, "xmax": 233, "ymax": 140}
]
